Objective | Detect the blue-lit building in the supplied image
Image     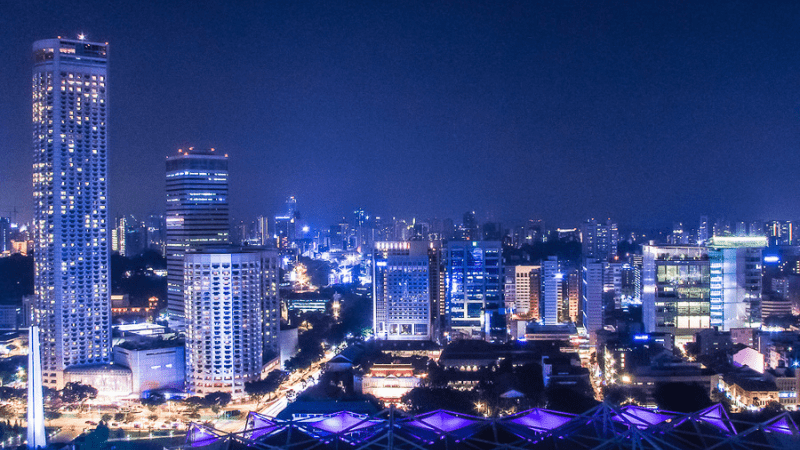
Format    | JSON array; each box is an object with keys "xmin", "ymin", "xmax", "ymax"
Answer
[
  {"xmin": 707, "ymin": 236, "xmax": 766, "ymax": 331},
  {"xmin": 445, "ymin": 241, "xmax": 504, "ymax": 340}
]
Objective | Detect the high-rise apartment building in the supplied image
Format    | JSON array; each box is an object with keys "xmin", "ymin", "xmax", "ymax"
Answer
[
  {"xmin": 165, "ymin": 148, "xmax": 229, "ymax": 327},
  {"xmin": 445, "ymin": 241, "xmax": 504, "ymax": 340},
  {"xmin": 372, "ymin": 241, "xmax": 435, "ymax": 341},
  {"xmin": 184, "ymin": 247, "xmax": 278, "ymax": 398},
  {"xmin": 32, "ymin": 37, "xmax": 111, "ymax": 387},
  {"xmin": 642, "ymin": 245, "xmax": 710, "ymax": 346},
  {"xmin": 504, "ymin": 265, "xmax": 540, "ymax": 319},
  {"xmin": 581, "ymin": 219, "xmax": 619, "ymax": 260},
  {"xmin": 707, "ymin": 236, "xmax": 766, "ymax": 331},
  {"xmin": 542, "ymin": 257, "xmax": 562, "ymax": 326}
]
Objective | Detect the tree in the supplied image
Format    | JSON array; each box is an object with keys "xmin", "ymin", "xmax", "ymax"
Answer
[
  {"xmin": 402, "ymin": 388, "xmax": 476, "ymax": 414},
  {"xmin": 203, "ymin": 391, "xmax": 232, "ymax": 408},
  {"xmin": 653, "ymin": 382, "xmax": 712, "ymax": 413},
  {"xmin": 245, "ymin": 370, "xmax": 288, "ymax": 406},
  {"xmin": 113, "ymin": 412, "xmax": 125, "ymax": 422},
  {"xmin": 61, "ymin": 382, "xmax": 98, "ymax": 404},
  {"xmin": 545, "ymin": 385, "xmax": 599, "ymax": 414},
  {"xmin": 101, "ymin": 413, "xmax": 112, "ymax": 423},
  {"xmin": 142, "ymin": 392, "xmax": 166, "ymax": 406}
]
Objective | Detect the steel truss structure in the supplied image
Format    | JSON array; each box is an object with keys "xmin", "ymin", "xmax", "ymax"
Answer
[{"xmin": 180, "ymin": 403, "xmax": 799, "ymax": 450}]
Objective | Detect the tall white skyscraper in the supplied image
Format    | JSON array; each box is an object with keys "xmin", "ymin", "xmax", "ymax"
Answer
[
  {"xmin": 165, "ymin": 148, "xmax": 229, "ymax": 327},
  {"xmin": 184, "ymin": 247, "xmax": 278, "ymax": 398},
  {"xmin": 32, "ymin": 37, "xmax": 111, "ymax": 388},
  {"xmin": 542, "ymin": 257, "xmax": 562, "ymax": 325}
]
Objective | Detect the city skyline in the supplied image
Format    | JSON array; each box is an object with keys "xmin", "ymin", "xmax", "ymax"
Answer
[{"xmin": 3, "ymin": 2, "xmax": 800, "ymax": 227}]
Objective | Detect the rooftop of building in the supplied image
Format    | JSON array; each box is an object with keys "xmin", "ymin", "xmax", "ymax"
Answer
[
  {"xmin": 723, "ymin": 369, "xmax": 779, "ymax": 392},
  {"xmin": 373, "ymin": 340, "xmax": 441, "ymax": 352},
  {"xmin": 116, "ymin": 336, "xmax": 184, "ymax": 352},
  {"xmin": 64, "ymin": 363, "xmax": 131, "ymax": 374}
]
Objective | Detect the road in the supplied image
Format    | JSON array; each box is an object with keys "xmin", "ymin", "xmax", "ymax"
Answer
[{"xmin": 207, "ymin": 350, "xmax": 332, "ymax": 434}]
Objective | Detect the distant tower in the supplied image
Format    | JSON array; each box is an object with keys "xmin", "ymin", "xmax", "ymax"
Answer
[
  {"xmin": 27, "ymin": 326, "xmax": 45, "ymax": 449},
  {"xmin": 542, "ymin": 257, "xmax": 562, "ymax": 325},
  {"xmin": 32, "ymin": 37, "xmax": 112, "ymax": 388},
  {"xmin": 165, "ymin": 148, "xmax": 229, "ymax": 328}
]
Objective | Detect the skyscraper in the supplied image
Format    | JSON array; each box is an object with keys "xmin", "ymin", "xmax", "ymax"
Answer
[
  {"xmin": 373, "ymin": 241, "xmax": 434, "ymax": 341},
  {"xmin": 707, "ymin": 236, "xmax": 766, "ymax": 331},
  {"xmin": 541, "ymin": 257, "xmax": 562, "ymax": 325},
  {"xmin": 504, "ymin": 265, "xmax": 540, "ymax": 319},
  {"xmin": 445, "ymin": 241, "xmax": 504, "ymax": 340},
  {"xmin": 32, "ymin": 37, "xmax": 111, "ymax": 388},
  {"xmin": 580, "ymin": 219, "xmax": 619, "ymax": 260},
  {"xmin": 184, "ymin": 247, "xmax": 277, "ymax": 398},
  {"xmin": 165, "ymin": 148, "xmax": 229, "ymax": 327},
  {"xmin": 642, "ymin": 245, "xmax": 710, "ymax": 346}
]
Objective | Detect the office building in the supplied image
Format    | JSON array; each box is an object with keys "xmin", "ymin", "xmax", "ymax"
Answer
[
  {"xmin": 373, "ymin": 241, "xmax": 435, "ymax": 341},
  {"xmin": 184, "ymin": 247, "xmax": 278, "ymax": 398},
  {"xmin": 256, "ymin": 215, "xmax": 269, "ymax": 246},
  {"xmin": 165, "ymin": 148, "xmax": 229, "ymax": 327},
  {"xmin": 582, "ymin": 260, "xmax": 604, "ymax": 341},
  {"xmin": 504, "ymin": 265, "xmax": 540, "ymax": 319},
  {"xmin": 542, "ymin": 257, "xmax": 562, "ymax": 326},
  {"xmin": 642, "ymin": 245, "xmax": 710, "ymax": 346},
  {"xmin": 32, "ymin": 37, "xmax": 111, "ymax": 388},
  {"xmin": 765, "ymin": 220, "xmax": 796, "ymax": 246},
  {"xmin": 580, "ymin": 219, "xmax": 619, "ymax": 259},
  {"xmin": 445, "ymin": 241, "xmax": 504, "ymax": 340},
  {"xmin": 566, "ymin": 271, "xmax": 580, "ymax": 322},
  {"xmin": 707, "ymin": 236, "xmax": 766, "ymax": 330}
]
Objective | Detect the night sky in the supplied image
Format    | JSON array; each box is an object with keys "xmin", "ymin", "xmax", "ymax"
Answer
[{"xmin": 2, "ymin": 1, "xmax": 800, "ymax": 228}]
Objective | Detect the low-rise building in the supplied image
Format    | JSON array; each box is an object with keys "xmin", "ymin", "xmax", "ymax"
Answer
[
  {"xmin": 63, "ymin": 364, "xmax": 132, "ymax": 397},
  {"xmin": 720, "ymin": 368, "xmax": 780, "ymax": 411},
  {"xmin": 766, "ymin": 367, "xmax": 798, "ymax": 410},
  {"xmin": 357, "ymin": 362, "xmax": 423, "ymax": 403},
  {"xmin": 113, "ymin": 338, "xmax": 185, "ymax": 394}
]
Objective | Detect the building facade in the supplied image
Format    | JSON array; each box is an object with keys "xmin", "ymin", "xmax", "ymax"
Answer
[
  {"xmin": 642, "ymin": 245, "xmax": 710, "ymax": 346},
  {"xmin": 505, "ymin": 265, "xmax": 540, "ymax": 319},
  {"xmin": 707, "ymin": 236, "xmax": 766, "ymax": 331},
  {"xmin": 580, "ymin": 219, "xmax": 619, "ymax": 260},
  {"xmin": 445, "ymin": 241, "xmax": 504, "ymax": 340},
  {"xmin": 165, "ymin": 148, "xmax": 229, "ymax": 327},
  {"xmin": 184, "ymin": 248, "xmax": 277, "ymax": 398},
  {"xmin": 373, "ymin": 241, "xmax": 433, "ymax": 341},
  {"xmin": 542, "ymin": 257, "xmax": 562, "ymax": 326},
  {"xmin": 32, "ymin": 37, "xmax": 112, "ymax": 388}
]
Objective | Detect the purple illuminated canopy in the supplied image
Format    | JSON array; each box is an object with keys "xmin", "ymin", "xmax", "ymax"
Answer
[
  {"xmin": 501, "ymin": 408, "xmax": 575, "ymax": 432},
  {"xmin": 613, "ymin": 405, "xmax": 680, "ymax": 429}
]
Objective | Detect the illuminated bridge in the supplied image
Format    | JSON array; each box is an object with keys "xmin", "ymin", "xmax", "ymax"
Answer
[{"xmin": 180, "ymin": 403, "xmax": 798, "ymax": 449}]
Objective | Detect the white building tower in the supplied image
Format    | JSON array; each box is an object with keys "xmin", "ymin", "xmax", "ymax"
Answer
[
  {"xmin": 32, "ymin": 37, "xmax": 111, "ymax": 388},
  {"xmin": 184, "ymin": 247, "xmax": 278, "ymax": 398}
]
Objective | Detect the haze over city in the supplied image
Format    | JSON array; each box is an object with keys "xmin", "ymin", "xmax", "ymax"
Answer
[{"xmin": 3, "ymin": 1, "xmax": 800, "ymax": 227}]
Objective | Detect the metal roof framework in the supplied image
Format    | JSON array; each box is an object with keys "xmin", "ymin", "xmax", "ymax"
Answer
[{"xmin": 180, "ymin": 403, "xmax": 799, "ymax": 450}]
